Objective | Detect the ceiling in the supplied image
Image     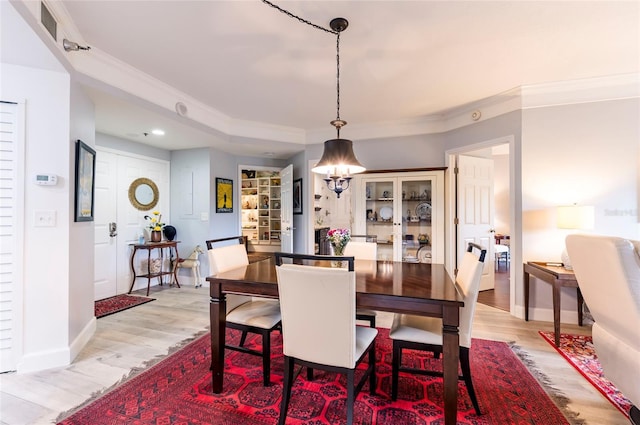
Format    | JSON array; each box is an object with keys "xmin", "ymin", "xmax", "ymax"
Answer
[{"xmin": 54, "ymin": 1, "xmax": 639, "ymax": 157}]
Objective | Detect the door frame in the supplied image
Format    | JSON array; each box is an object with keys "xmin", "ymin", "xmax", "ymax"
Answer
[{"xmin": 445, "ymin": 135, "xmax": 517, "ymax": 315}]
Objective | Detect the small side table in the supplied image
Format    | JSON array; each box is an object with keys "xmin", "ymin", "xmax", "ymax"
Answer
[
  {"xmin": 524, "ymin": 261, "xmax": 583, "ymax": 346},
  {"xmin": 129, "ymin": 241, "xmax": 181, "ymax": 296}
]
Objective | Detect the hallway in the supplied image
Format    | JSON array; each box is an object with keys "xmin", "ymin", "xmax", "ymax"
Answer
[{"xmin": 477, "ymin": 267, "xmax": 510, "ymax": 311}]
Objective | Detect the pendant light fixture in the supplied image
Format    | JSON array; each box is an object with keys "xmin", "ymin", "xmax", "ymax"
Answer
[
  {"xmin": 262, "ymin": 1, "xmax": 365, "ymax": 198},
  {"xmin": 311, "ymin": 17, "xmax": 365, "ymax": 198}
]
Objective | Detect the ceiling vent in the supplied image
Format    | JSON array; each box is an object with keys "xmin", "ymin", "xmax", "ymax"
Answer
[{"xmin": 40, "ymin": 2, "xmax": 57, "ymax": 41}]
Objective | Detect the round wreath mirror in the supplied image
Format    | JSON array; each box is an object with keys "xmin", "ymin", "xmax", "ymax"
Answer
[{"xmin": 128, "ymin": 177, "xmax": 159, "ymax": 211}]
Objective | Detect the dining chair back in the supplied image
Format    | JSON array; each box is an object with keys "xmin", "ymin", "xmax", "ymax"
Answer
[
  {"xmin": 274, "ymin": 252, "xmax": 377, "ymax": 425},
  {"xmin": 343, "ymin": 240, "xmax": 378, "ymax": 327},
  {"xmin": 206, "ymin": 237, "xmax": 281, "ymax": 386},
  {"xmin": 389, "ymin": 242, "xmax": 486, "ymax": 414},
  {"xmin": 344, "ymin": 240, "xmax": 377, "ymax": 260}
]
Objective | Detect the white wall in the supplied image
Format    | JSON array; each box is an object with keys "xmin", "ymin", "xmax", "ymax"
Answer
[
  {"xmin": 68, "ymin": 80, "xmax": 98, "ymax": 358},
  {"xmin": 521, "ymin": 98, "xmax": 639, "ymax": 318},
  {"xmin": 493, "ymin": 153, "xmax": 510, "ymax": 235},
  {"xmin": 1, "ymin": 63, "xmax": 77, "ymax": 372}
]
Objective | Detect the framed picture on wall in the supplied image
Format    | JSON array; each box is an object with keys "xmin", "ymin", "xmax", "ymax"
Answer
[
  {"xmin": 216, "ymin": 177, "xmax": 233, "ymax": 213},
  {"xmin": 74, "ymin": 139, "xmax": 96, "ymax": 222},
  {"xmin": 293, "ymin": 178, "xmax": 302, "ymax": 215}
]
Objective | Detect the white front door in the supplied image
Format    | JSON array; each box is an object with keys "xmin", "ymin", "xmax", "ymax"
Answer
[
  {"xmin": 279, "ymin": 164, "xmax": 293, "ymax": 252},
  {"xmin": 94, "ymin": 149, "xmax": 170, "ymax": 298},
  {"xmin": 456, "ymin": 155, "xmax": 495, "ymax": 290},
  {"xmin": 93, "ymin": 150, "xmax": 118, "ymax": 300}
]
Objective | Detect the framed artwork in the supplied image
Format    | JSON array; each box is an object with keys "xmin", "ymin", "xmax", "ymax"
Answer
[
  {"xmin": 74, "ymin": 139, "xmax": 96, "ymax": 222},
  {"xmin": 293, "ymin": 178, "xmax": 303, "ymax": 215},
  {"xmin": 216, "ymin": 177, "xmax": 233, "ymax": 213}
]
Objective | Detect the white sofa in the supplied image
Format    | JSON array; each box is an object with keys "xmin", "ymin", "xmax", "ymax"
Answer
[{"xmin": 566, "ymin": 234, "xmax": 640, "ymax": 424}]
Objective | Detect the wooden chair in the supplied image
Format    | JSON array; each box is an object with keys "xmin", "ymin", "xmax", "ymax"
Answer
[
  {"xmin": 274, "ymin": 252, "xmax": 377, "ymax": 425},
  {"xmin": 389, "ymin": 242, "xmax": 486, "ymax": 415},
  {"xmin": 344, "ymin": 238, "xmax": 378, "ymax": 328},
  {"xmin": 206, "ymin": 237, "xmax": 281, "ymax": 386}
]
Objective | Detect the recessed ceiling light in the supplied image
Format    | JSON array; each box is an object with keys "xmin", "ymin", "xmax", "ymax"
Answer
[
  {"xmin": 151, "ymin": 129, "xmax": 165, "ymax": 136},
  {"xmin": 263, "ymin": 152, "xmax": 275, "ymax": 157}
]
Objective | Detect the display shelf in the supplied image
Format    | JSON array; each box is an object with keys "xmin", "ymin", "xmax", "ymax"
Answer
[{"xmin": 241, "ymin": 168, "xmax": 282, "ymax": 248}]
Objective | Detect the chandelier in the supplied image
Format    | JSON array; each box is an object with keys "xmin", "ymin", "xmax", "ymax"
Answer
[{"xmin": 262, "ymin": 1, "xmax": 365, "ymax": 198}]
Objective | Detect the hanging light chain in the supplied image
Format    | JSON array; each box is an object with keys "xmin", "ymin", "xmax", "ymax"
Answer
[
  {"xmin": 261, "ymin": 0, "xmax": 338, "ymax": 35},
  {"xmin": 336, "ymin": 31, "xmax": 341, "ymax": 125},
  {"xmin": 261, "ymin": 0, "xmax": 344, "ymax": 135}
]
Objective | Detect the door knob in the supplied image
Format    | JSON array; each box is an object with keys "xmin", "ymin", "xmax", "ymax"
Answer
[{"xmin": 109, "ymin": 222, "xmax": 118, "ymax": 237}]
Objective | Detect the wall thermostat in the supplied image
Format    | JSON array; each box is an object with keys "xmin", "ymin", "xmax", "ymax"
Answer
[{"xmin": 34, "ymin": 174, "xmax": 58, "ymax": 185}]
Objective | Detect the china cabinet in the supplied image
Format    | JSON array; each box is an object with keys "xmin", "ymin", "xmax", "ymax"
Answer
[
  {"xmin": 353, "ymin": 169, "xmax": 445, "ymax": 263},
  {"xmin": 241, "ymin": 168, "xmax": 281, "ymax": 250}
]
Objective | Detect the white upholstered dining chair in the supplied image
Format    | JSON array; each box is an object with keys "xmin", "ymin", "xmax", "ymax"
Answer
[
  {"xmin": 206, "ymin": 237, "xmax": 281, "ymax": 386},
  {"xmin": 566, "ymin": 234, "xmax": 640, "ymax": 424},
  {"xmin": 389, "ymin": 242, "xmax": 486, "ymax": 415},
  {"xmin": 274, "ymin": 252, "xmax": 377, "ymax": 425},
  {"xmin": 344, "ymin": 239, "xmax": 378, "ymax": 327}
]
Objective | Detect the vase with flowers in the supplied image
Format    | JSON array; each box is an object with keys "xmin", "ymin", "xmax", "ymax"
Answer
[
  {"xmin": 327, "ymin": 228, "xmax": 351, "ymax": 267},
  {"xmin": 145, "ymin": 211, "xmax": 165, "ymax": 242}
]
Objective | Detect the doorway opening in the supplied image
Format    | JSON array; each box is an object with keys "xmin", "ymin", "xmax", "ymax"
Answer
[{"xmin": 447, "ymin": 137, "xmax": 514, "ymax": 313}]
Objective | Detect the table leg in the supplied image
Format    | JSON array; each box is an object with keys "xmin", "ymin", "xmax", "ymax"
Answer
[
  {"xmin": 576, "ymin": 287, "xmax": 583, "ymax": 326},
  {"xmin": 552, "ymin": 281, "xmax": 561, "ymax": 346},
  {"xmin": 442, "ymin": 305, "xmax": 460, "ymax": 425},
  {"xmin": 128, "ymin": 247, "xmax": 138, "ymax": 294},
  {"xmin": 524, "ymin": 269, "xmax": 530, "ymax": 321},
  {"xmin": 210, "ymin": 281, "xmax": 227, "ymax": 393},
  {"xmin": 146, "ymin": 249, "xmax": 152, "ymax": 296},
  {"xmin": 172, "ymin": 246, "xmax": 181, "ymax": 288}
]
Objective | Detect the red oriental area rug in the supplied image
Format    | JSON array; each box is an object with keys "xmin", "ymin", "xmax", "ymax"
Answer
[
  {"xmin": 539, "ymin": 331, "xmax": 632, "ymax": 418},
  {"xmin": 94, "ymin": 294, "xmax": 155, "ymax": 318},
  {"xmin": 58, "ymin": 329, "xmax": 578, "ymax": 424}
]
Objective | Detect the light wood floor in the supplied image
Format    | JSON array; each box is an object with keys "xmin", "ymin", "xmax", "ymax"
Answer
[{"xmin": 0, "ymin": 284, "xmax": 629, "ymax": 425}]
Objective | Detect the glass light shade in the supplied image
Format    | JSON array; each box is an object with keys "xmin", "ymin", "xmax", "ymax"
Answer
[{"xmin": 312, "ymin": 139, "xmax": 365, "ymax": 176}]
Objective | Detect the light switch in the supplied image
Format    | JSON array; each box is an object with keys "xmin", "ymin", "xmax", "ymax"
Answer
[
  {"xmin": 34, "ymin": 210, "xmax": 56, "ymax": 227},
  {"xmin": 200, "ymin": 212, "xmax": 209, "ymax": 221}
]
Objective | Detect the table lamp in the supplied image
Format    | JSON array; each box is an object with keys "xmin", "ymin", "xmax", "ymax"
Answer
[{"xmin": 557, "ymin": 205, "xmax": 594, "ymax": 269}]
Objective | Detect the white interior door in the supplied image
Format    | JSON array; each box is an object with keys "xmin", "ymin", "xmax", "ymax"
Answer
[
  {"xmin": 280, "ymin": 164, "xmax": 293, "ymax": 252},
  {"xmin": 0, "ymin": 101, "xmax": 23, "ymax": 372},
  {"xmin": 117, "ymin": 156, "xmax": 170, "ymax": 294},
  {"xmin": 456, "ymin": 155, "xmax": 495, "ymax": 290},
  {"xmin": 93, "ymin": 150, "xmax": 118, "ymax": 300},
  {"xmin": 94, "ymin": 149, "xmax": 170, "ymax": 297}
]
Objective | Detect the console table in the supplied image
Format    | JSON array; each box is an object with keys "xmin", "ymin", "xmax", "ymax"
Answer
[
  {"xmin": 129, "ymin": 241, "xmax": 181, "ymax": 296},
  {"xmin": 524, "ymin": 261, "xmax": 583, "ymax": 346}
]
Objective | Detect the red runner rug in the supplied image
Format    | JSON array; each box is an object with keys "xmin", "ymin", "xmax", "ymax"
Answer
[
  {"xmin": 539, "ymin": 331, "xmax": 631, "ymax": 418},
  {"xmin": 94, "ymin": 294, "xmax": 155, "ymax": 318},
  {"xmin": 58, "ymin": 329, "xmax": 577, "ymax": 424}
]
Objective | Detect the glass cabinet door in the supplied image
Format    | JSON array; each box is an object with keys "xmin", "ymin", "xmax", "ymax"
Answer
[
  {"xmin": 355, "ymin": 170, "xmax": 443, "ymax": 264},
  {"xmin": 364, "ymin": 178, "xmax": 396, "ymax": 260},
  {"xmin": 399, "ymin": 177, "xmax": 433, "ymax": 263}
]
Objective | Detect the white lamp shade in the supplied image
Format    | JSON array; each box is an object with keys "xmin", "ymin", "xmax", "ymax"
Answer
[{"xmin": 557, "ymin": 205, "xmax": 594, "ymax": 230}]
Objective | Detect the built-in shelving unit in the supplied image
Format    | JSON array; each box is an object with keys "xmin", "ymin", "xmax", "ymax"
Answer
[{"xmin": 241, "ymin": 168, "xmax": 281, "ymax": 251}]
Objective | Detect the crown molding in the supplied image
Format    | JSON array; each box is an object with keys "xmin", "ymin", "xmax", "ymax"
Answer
[{"xmin": 520, "ymin": 73, "xmax": 640, "ymax": 109}]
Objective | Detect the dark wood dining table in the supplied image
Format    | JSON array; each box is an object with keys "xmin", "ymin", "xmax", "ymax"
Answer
[{"xmin": 207, "ymin": 258, "xmax": 464, "ymax": 425}]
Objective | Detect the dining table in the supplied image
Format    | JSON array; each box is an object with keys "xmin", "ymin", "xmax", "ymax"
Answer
[{"xmin": 207, "ymin": 257, "xmax": 464, "ymax": 425}]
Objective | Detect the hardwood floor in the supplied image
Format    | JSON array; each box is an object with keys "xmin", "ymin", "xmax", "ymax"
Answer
[
  {"xmin": 0, "ymin": 284, "xmax": 628, "ymax": 425},
  {"xmin": 478, "ymin": 267, "xmax": 511, "ymax": 311}
]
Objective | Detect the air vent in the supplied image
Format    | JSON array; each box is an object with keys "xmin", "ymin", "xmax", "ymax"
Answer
[{"xmin": 40, "ymin": 2, "xmax": 57, "ymax": 41}]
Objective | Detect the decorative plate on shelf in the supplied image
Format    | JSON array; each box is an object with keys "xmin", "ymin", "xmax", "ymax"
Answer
[
  {"xmin": 415, "ymin": 202, "xmax": 432, "ymax": 220},
  {"xmin": 379, "ymin": 206, "xmax": 393, "ymax": 220}
]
